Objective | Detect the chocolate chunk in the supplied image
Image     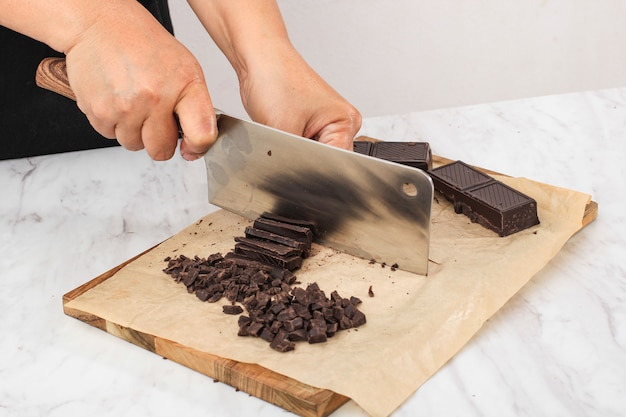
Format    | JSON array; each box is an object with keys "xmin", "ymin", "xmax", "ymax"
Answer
[
  {"xmin": 270, "ymin": 330, "xmax": 295, "ymax": 352},
  {"xmin": 163, "ymin": 212, "xmax": 368, "ymax": 352},
  {"xmin": 353, "ymin": 140, "xmax": 432, "ymax": 171},
  {"xmin": 351, "ymin": 310, "xmax": 367, "ymax": 327},
  {"xmin": 195, "ymin": 289, "xmax": 210, "ymax": 302},
  {"xmin": 353, "ymin": 140, "xmax": 374, "ymax": 156},
  {"xmin": 308, "ymin": 319, "xmax": 328, "ymax": 344},
  {"xmin": 283, "ymin": 316, "xmax": 304, "ymax": 332},
  {"xmin": 288, "ymin": 328, "xmax": 308, "ymax": 342},
  {"xmin": 222, "ymin": 305, "xmax": 244, "ymax": 315},
  {"xmin": 234, "ymin": 236, "xmax": 303, "ymax": 257},
  {"xmin": 246, "ymin": 322, "xmax": 264, "ymax": 336},
  {"xmin": 260, "ymin": 328, "xmax": 275, "ymax": 342},
  {"xmin": 276, "ymin": 306, "xmax": 297, "ymax": 322},
  {"xmin": 252, "ymin": 217, "xmax": 313, "ymax": 245},
  {"xmin": 326, "ymin": 322, "xmax": 338, "ymax": 337},
  {"xmin": 259, "ymin": 212, "xmax": 318, "ymax": 237},
  {"xmin": 244, "ymin": 227, "xmax": 309, "ymax": 253},
  {"xmin": 428, "ymin": 161, "xmax": 540, "ymax": 236},
  {"xmin": 234, "ymin": 243, "xmax": 303, "ymax": 271},
  {"xmin": 237, "ymin": 315, "xmax": 251, "ymax": 327}
]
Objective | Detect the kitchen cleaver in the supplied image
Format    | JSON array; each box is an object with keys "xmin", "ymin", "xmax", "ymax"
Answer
[{"xmin": 36, "ymin": 57, "xmax": 433, "ymax": 275}]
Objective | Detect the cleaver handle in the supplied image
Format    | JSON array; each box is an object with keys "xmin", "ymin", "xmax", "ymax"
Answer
[{"xmin": 35, "ymin": 57, "xmax": 76, "ymax": 101}]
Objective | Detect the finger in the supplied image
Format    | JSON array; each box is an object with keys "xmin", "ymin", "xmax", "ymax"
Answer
[
  {"xmin": 175, "ymin": 83, "xmax": 218, "ymax": 161},
  {"xmin": 317, "ymin": 131, "xmax": 354, "ymax": 150},
  {"xmin": 114, "ymin": 121, "xmax": 145, "ymax": 152},
  {"xmin": 78, "ymin": 97, "xmax": 145, "ymax": 149},
  {"xmin": 307, "ymin": 122, "xmax": 359, "ymax": 150},
  {"xmin": 79, "ymin": 103, "xmax": 117, "ymax": 140},
  {"xmin": 311, "ymin": 109, "xmax": 362, "ymax": 150},
  {"xmin": 141, "ymin": 111, "xmax": 179, "ymax": 161}
]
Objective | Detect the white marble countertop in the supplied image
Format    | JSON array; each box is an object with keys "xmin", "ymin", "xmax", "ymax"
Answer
[{"xmin": 1, "ymin": 88, "xmax": 624, "ymax": 417}]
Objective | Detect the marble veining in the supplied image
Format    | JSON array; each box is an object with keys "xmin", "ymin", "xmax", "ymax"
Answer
[{"xmin": 1, "ymin": 88, "xmax": 625, "ymax": 417}]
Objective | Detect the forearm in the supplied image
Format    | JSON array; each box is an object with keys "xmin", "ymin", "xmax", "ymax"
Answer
[
  {"xmin": 186, "ymin": 0, "xmax": 296, "ymax": 79},
  {"xmin": 0, "ymin": 0, "xmax": 157, "ymax": 53}
]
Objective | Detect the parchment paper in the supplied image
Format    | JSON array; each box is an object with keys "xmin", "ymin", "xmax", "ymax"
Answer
[{"xmin": 65, "ymin": 174, "xmax": 592, "ymax": 417}]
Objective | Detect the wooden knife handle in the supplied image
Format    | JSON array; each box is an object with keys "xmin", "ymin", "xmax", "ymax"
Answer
[{"xmin": 35, "ymin": 57, "xmax": 76, "ymax": 101}]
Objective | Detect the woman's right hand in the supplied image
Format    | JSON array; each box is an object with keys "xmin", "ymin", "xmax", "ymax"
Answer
[{"xmin": 63, "ymin": 1, "xmax": 218, "ymax": 160}]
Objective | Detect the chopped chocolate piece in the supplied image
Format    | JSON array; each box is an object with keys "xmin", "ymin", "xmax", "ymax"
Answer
[
  {"xmin": 351, "ymin": 310, "xmax": 367, "ymax": 327},
  {"xmin": 332, "ymin": 305, "xmax": 344, "ymax": 321},
  {"xmin": 428, "ymin": 160, "xmax": 540, "ymax": 236},
  {"xmin": 162, "ymin": 212, "xmax": 368, "ymax": 352},
  {"xmin": 338, "ymin": 316, "xmax": 352, "ymax": 330},
  {"xmin": 234, "ymin": 236, "xmax": 303, "ymax": 257},
  {"xmin": 223, "ymin": 305, "xmax": 244, "ymax": 315},
  {"xmin": 222, "ymin": 253, "xmax": 289, "ymax": 275},
  {"xmin": 368, "ymin": 285, "xmax": 375, "ymax": 297},
  {"xmin": 344, "ymin": 303, "xmax": 356, "ymax": 319},
  {"xmin": 248, "ymin": 322, "xmax": 264, "ymax": 336},
  {"xmin": 276, "ymin": 306, "xmax": 297, "ymax": 322},
  {"xmin": 253, "ymin": 217, "xmax": 313, "ymax": 245},
  {"xmin": 259, "ymin": 212, "xmax": 318, "ymax": 236},
  {"xmin": 260, "ymin": 328, "xmax": 275, "ymax": 342},
  {"xmin": 237, "ymin": 315, "xmax": 251, "ymax": 327},
  {"xmin": 270, "ymin": 329, "xmax": 295, "ymax": 352},
  {"xmin": 207, "ymin": 292, "xmax": 223, "ymax": 303},
  {"xmin": 206, "ymin": 253, "xmax": 224, "ymax": 265},
  {"xmin": 292, "ymin": 287, "xmax": 308, "ymax": 304},
  {"xmin": 195, "ymin": 289, "xmax": 210, "ymax": 302},
  {"xmin": 182, "ymin": 269, "xmax": 198, "ymax": 287},
  {"xmin": 283, "ymin": 316, "xmax": 304, "ymax": 332},
  {"xmin": 288, "ymin": 328, "xmax": 308, "ymax": 342},
  {"xmin": 269, "ymin": 320, "xmax": 282, "ymax": 334},
  {"xmin": 326, "ymin": 322, "xmax": 338, "ymax": 337},
  {"xmin": 234, "ymin": 244, "xmax": 303, "ymax": 271},
  {"xmin": 293, "ymin": 303, "xmax": 312, "ymax": 320},
  {"xmin": 350, "ymin": 296, "xmax": 362, "ymax": 305},
  {"xmin": 270, "ymin": 301, "xmax": 286, "ymax": 315},
  {"xmin": 308, "ymin": 319, "xmax": 328, "ymax": 344},
  {"xmin": 237, "ymin": 325, "xmax": 249, "ymax": 337},
  {"xmin": 244, "ymin": 227, "xmax": 309, "ymax": 253},
  {"xmin": 312, "ymin": 310, "xmax": 324, "ymax": 321},
  {"xmin": 255, "ymin": 292, "xmax": 271, "ymax": 310},
  {"xmin": 353, "ymin": 140, "xmax": 374, "ymax": 156}
]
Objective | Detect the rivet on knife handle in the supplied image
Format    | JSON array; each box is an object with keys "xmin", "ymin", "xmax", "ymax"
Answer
[{"xmin": 35, "ymin": 57, "xmax": 76, "ymax": 101}]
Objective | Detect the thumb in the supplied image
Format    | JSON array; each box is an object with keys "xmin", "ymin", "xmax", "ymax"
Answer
[{"xmin": 175, "ymin": 83, "xmax": 218, "ymax": 161}]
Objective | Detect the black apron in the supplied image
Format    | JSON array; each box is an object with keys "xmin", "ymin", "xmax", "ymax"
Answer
[{"xmin": 0, "ymin": 0, "xmax": 174, "ymax": 160}]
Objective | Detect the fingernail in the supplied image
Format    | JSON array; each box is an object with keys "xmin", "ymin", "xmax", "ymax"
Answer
[{"xmin": 181, "ymin": 151, "xmax": 204, "ymax": 161}]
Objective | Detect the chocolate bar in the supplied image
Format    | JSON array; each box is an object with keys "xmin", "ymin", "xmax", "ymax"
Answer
[
  {"xmin": 428, "ymin": 161, "xmax": 540, "ymax": 236},
  {"xmin": 353, "ymin": 140, "xmax": 432, "ymax": 171},
  {"xmin": 353, "ymin": 140, "xmax": 374, "ymax": 156}
]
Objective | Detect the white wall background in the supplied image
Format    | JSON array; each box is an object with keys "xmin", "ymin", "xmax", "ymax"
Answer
[{"xmin": 170, "ymin": 0, "xmax": 626, "ymax": 119}]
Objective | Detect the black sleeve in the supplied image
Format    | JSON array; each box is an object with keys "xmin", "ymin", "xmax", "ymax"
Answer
[{"xmin": 0, "ymin": 0, "xmax": 174, "ymax": 160}]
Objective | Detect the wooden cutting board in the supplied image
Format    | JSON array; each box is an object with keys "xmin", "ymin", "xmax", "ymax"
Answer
[{"xmin": 63, "ymin": 153, "xmax": 598, "ymax": 417}]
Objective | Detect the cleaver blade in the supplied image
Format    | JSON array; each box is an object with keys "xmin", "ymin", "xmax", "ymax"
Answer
[
  {"xmin": 205, "ymin": 113, "xmax": 433, "ymax": 275},
  {"xmin": 33, "ymin": 57, "xmax": 432, "ymax": 275}
]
